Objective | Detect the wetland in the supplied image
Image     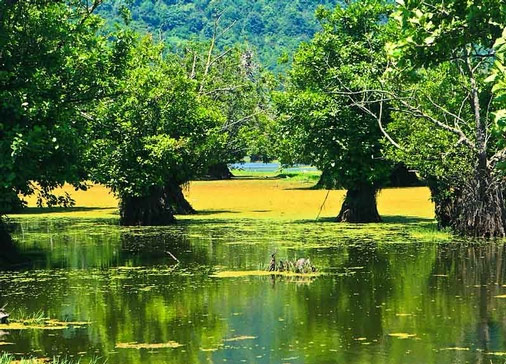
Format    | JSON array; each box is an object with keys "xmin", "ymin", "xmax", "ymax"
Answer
[{"xmin": 2, "ymin": 173, "xmax": 506, "ymax": 363}]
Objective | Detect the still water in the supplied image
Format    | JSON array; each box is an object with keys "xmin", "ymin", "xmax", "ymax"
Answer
[{"xmin": 2, "ymin": 218, "xmax": 506, "ymax": 363}]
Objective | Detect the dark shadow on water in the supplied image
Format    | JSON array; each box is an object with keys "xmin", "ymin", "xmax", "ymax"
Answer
[
  {"xmin": 293, "ymin": 215, "xmax": 435, "ymax": 225},
  {"xmin": 190, "ymin": 209, "xmax": 240, "ymax": 216},
  {"xmin": 17, "ymin": 206, "xmax": 116, "ymax": 215},
  {"xmin": 381, "ymin": 215, "xmax": 435, "ymax": 224}
]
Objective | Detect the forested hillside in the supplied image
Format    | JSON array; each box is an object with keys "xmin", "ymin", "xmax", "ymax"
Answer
[{"xmin": 99, "ymin": 0, "xmax": 341, "ymax": 71}]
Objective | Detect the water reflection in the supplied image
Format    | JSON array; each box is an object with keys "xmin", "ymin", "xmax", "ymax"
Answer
[{"xmin": 1, "ymin": 220, "xmax": 506, "ymax": 363}]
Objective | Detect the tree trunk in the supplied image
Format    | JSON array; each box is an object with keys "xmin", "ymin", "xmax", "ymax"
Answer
[
  {"xmin": 336, "ymin": 185, "xmax": 381, "ymax": 223},
  {"xmin": 164, "ymin": 182, "xmax": 196, "ymax": 215},
  {"xmin": 448, "ymin": 171, "xmax": 506, "ymax": 238},
  {"xmin": 119, "ymin": 187, "xmax": 175, "ymax": 226},
  {"xmin": 206, "ymin": 163, "xmax": 233, "ymax": 180}
]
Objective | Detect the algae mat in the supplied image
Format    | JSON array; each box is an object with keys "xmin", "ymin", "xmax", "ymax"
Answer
[{"xmin": 12, "ymin": 178, "xmax": 434, "ymax": 220}]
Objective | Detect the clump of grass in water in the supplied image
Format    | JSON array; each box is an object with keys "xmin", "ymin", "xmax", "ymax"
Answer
[
  {"xmin": 266, "ymin": 253, "xmax": 317, "ymax": 274},
  {"xmin": 19, "ymin": 310, "xmax": 47, "ymax": 325},
  {"xmin": 8, "ymin": 309, "xmax": 48, "ymax": 325}
]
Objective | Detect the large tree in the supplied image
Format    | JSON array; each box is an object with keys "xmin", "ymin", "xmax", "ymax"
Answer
[
  {"xmin": 0, "ymin": 0, "xmax": 124, "ymax": 242},
  {"xmin": 276, "ymin": 0, "xmax": 394, "ymax": 222},
  {"xmin": 88, "ymin": 36, "xmax": 220, "ymax": 226},
  {"xmin": 338, "ymin": 0, "xmax": 506, "ymax": 236}
]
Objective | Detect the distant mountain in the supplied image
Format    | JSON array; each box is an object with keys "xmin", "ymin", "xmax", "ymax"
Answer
[{"xmin": 98, "ymin": 0, "xmax": 341, "ymax": 72}]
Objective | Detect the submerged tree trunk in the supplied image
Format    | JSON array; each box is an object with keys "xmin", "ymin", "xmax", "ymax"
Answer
[
  {"xmin": 119, "ymin": 187, "xmax": 175, "ymax": 226},
  {"xmin": 450, "ymin": 171, "xmax": 506, "ymax": 238},
  {"xmin": 336, "ymin": 185, "xmax": 381, "ymax": 223},
  {"xmin": 428, "ymin": 166, "xmax": 506, "ymax": 237},
  {"xmin": 164, "ymin": 182, "xmax": 196, "ymax": 215},
  {"xmin": 206, "ymin": 163, "xmax": 233, "ymax": 180}
]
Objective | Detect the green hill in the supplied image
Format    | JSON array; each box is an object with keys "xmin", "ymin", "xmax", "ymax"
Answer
[{"xmin": 98, "ymin": 0, "xmax": 341, "ymax": 71}]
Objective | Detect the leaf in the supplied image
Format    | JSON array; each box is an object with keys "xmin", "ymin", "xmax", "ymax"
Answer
[
  {"xmin": 424, "ymin": 36, "xmax": 435, "ymax": 45},
  {"xmin": 484, "ymin": 73, "xmax": 497, "ymax": 83}
]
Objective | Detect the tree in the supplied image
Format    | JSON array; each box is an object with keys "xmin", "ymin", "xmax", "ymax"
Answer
[
  {"xmin": 88, "ymin": 36, "xmax": 220, "ymax": 226},
  {"xmin": 337, "ymin": 0, "xmax": 506, "ymax": 236},
  {"xmin": 179, "ymin": 17, "xmax": 277, "ymax": 180},
  {"xmin": 276, "ymin": 0, "xmax": 394, "ymax": 222},
  {"xmin": 0, "ymin": 0, "xmax": 123, "ymax": 242}
]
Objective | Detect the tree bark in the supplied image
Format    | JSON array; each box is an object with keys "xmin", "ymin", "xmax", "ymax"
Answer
[
  {"xmin": 164, "ymin": 182, "xmax": 196, "ymax": 215},
  {"xmin": 428, "ymin": 168, "xmax": 506, "ymax": 237},
  {"xmin": 119, "ymin": 187, "xmax": 175, "ymax": 226},
  {"xmin": 206, "ymin": 162, "xmax": 234, "ymax": 180},
  {"xmin": 450, "ymin": 171, "xmax": 506, "ymax": 238},
  {"xmin": 336, "ymin": 185, "xmax": 381, "ymax": 223}
]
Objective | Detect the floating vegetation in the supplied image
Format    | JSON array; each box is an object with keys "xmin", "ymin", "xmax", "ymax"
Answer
[
  {"xmin": 200, "ymin": 347, "xmax": 220, "ymax": 352},
  {"xmin": 387, "ymin": 333, "xmax": 417, "ymax": 339},
  {"xmin": 440, "ymin": 347, "xmax": 470, "ymax": 351},
  {"xmin": 211, "ymin": 270, "xmax": 322, "ymax": 278},
  {"xmin": 115, "ymin": 341, "xmax": 183, "ymax": 349},
  {"xmin": 0, "ymin": 319, "xmax": 89, "ymax": 331},
  {"xmin": 223, "ymin": 336, "xmax": 257, "ymax": 342}
]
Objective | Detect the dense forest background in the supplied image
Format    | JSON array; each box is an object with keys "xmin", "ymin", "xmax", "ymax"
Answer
[{"xmin": 98, "ymin": 0, "xmax": 341, "ymax": 71}]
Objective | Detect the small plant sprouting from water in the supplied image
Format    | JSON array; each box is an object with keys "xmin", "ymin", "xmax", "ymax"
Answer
[
  {"xmin": 266, "ymin": 252, "xmax": 317, "ymax": 274},
  {"xmin": 11, "ymin": 309, "xmax": 48, "ymax": 325}
]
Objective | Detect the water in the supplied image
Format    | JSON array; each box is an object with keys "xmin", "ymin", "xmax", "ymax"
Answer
[
  {"xmin": 229, "ymin": 162, "xmax": 317, "ymax": 173},
  {"xmin": 2, "ymin": 218, "xmax": 506, "ymax": 363}
]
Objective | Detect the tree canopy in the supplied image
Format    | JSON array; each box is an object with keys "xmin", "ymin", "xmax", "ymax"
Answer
[
  {"xmin": 276, "ymin": 0, "xmax": 394, "ymax": 222},
  {"xmin": 0, "ymin": 0, "xmax": 126, "ymax": 215}
]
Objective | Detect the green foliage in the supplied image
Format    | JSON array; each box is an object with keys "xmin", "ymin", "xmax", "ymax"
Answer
[
  {"xmin": 382, "ymin": 0, "xmax": 505, "ymax": 179},
  {"xmin": 0, "ymin": 0, "xmax": 125, "ymax": 214},
  {"xmin": 371, "ymin": 0, "xmax": 506, "ymax": 235},
  {"xmin": 277, "ymin": 0, "xmax": 393, "ymax": 190},
  {"xmin": 383, "ymin": 65, "xmax": 475, "ymax": 183},
  {"xmin": 491, "ymin": 28, "xmax": 506, "ymax": 146},
  {"xmin": 98, "ymin": 0, "xmax": 342, "ymax": 72},
  {"xmin": 388, "ymin": 0, "xmax": 505, "ymax": 66},
  {"xmin": 88, "ymin": 36, "xmax": 220, "ymax": 200},
  {"xmin": 180, "ymin": 41, "xmax": 277, "ymax": 165}
]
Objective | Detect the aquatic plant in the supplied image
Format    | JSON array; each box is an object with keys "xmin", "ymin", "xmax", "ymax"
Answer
[{"xmin": 267, "ymin": 253, "xmax": 317, "ymax": 274}]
